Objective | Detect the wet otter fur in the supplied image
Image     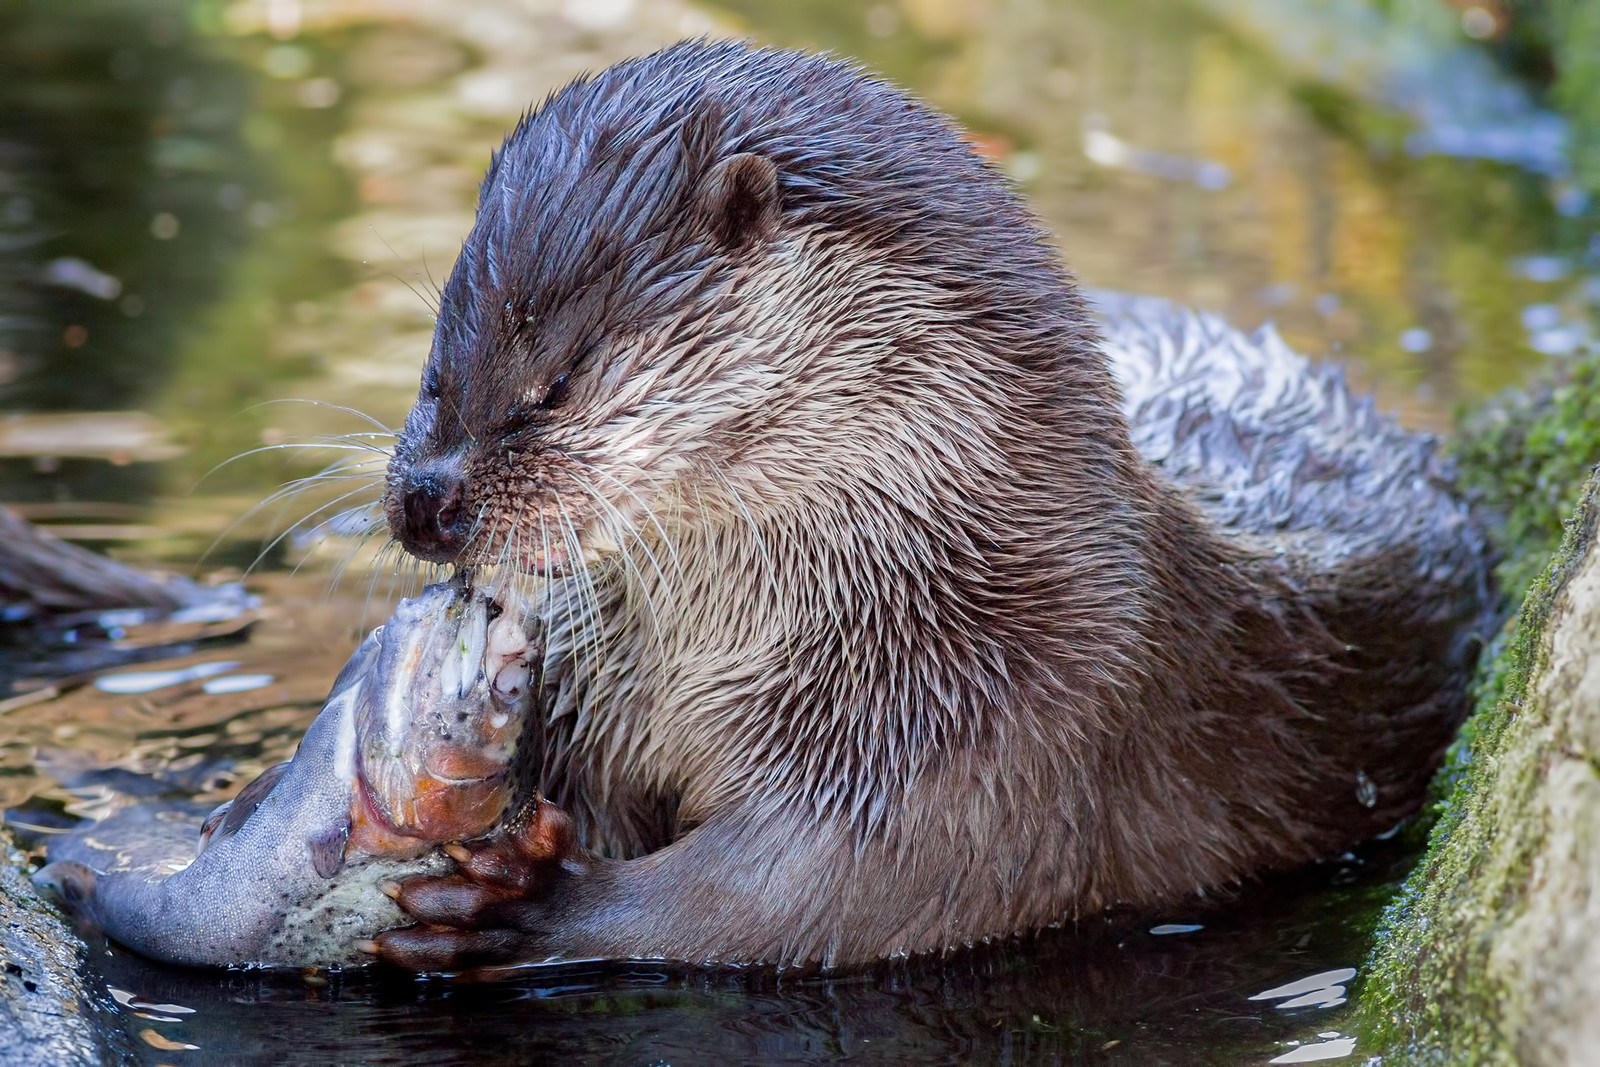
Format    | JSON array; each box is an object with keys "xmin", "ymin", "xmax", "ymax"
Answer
[{"xmin": 373, "ymin": 40, "xmax": 1492, "ymax": 971}]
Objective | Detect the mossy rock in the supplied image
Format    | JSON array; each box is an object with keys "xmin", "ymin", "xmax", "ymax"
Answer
[{"xmin": 1361, "ymin": 466, "xmax": 1600, "ymax": 1064}]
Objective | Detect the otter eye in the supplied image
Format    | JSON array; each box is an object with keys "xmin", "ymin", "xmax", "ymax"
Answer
[
  {"xmin": 499, "ymin": 372, "xmax": 571, "ymax": 432},
  {"xmin": 540, "ymin": 373, "xmax": 570, "ymax": 409}
]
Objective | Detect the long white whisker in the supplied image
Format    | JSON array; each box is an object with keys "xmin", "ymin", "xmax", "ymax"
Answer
[
  {"xmin": 707, "ymin": 463, "xmax": 803, "ymax": 676},
  {"xmin": 323, "ymin": 506, "xmax": 388, "ymax": 596},
  {"xmin": 242, "ymin": 398, "xmax": 398, "ymax": 434},
  {"xmin": 551, "ymin": 493, "xmax": 614, "ymax": 681},
  {"xmin": 366, "ymin": 225, "xmax": 442, "ymax": 316},
  {"xmin": 563, "ymin": 473, "xmax": 675, "ymax": 605},
  {"xmin": 564, "ymin": 455, "xmax": 683, "ymax": 581}
]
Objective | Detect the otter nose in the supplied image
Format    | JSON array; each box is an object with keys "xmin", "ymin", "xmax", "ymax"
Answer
[{"xmin": 392, "ymin": 456, "xmax": 467, "ymax": 562}]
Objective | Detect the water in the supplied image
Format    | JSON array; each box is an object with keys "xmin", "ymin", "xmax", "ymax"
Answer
[
  {"xmin": 73, "ymin": 844, "xmax": 1405, "ymax": 1065},
  {"xmin": 0, "ymin": 0, "xmax": 1581, "ymax": 1061}
]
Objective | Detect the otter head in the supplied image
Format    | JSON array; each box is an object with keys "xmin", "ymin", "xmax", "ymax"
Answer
[
  {"xmin": 385, "ymin": 133, "xmax": 780, "ymax": 570},
  {"xmin": 385, "ymin": 41, "xmax": 1094, "ymax": 575}
]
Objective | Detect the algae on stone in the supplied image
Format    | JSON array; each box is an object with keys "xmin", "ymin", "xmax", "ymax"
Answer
[{"xmin": 1361, "ymin": 469, "xmax": 1600, "ymax": 1064}]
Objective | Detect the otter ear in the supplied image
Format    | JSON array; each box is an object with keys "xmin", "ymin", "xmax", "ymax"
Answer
[{"xmin": 694, "ymin": 153, "xmax": 781, "ymax": 250}]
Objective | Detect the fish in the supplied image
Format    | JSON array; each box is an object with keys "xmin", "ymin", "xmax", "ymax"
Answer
[{"xmin": 34, "ymin": 574, "xmax": 542, "ymax": 968}]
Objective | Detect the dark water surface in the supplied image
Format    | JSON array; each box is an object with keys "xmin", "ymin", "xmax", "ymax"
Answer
[
  {"xmin": 68, "ymin": 844, "xmax": 1400, "ymax": 1065},
  {"xmin": 0, "ymin": 0, "xmax": 1586, "ymax": 1062}
]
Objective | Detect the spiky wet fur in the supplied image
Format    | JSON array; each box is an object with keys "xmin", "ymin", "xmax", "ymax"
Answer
[{"xmin": 381, "ymin": 41, "xmax": 1493, "ymax": 967}]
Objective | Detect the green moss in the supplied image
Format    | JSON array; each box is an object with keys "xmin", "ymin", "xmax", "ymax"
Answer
[
  {"xmin": 1359, "ymin": 469, "xmax": 1600, "ymax": 1063},
  {"xmin": 1452, "ymin": 347, "xmax": 1600, "ymax": 600}
]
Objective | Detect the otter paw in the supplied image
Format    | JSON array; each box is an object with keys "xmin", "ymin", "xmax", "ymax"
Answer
[{"xmin": 366, "ymin": 799, "xmax": 581, "ymax": 973}]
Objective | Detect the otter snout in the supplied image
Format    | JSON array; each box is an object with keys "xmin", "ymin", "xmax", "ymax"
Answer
[{"xmin": 389, "ymin": 454, "xmax": 467, "ymax": 562}]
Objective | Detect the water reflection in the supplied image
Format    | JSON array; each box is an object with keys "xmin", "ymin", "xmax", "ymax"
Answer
[
  {"xmin": 1251, "ymin": 967, "xmax": 1356, "ymax": 1010},
  {"xmin": 0, "ymin": 0, "xmax": 254, "ymax": 415},
  {"xmin": 0, "ymin": 0, "xmax": 356, "ymax": 562}
]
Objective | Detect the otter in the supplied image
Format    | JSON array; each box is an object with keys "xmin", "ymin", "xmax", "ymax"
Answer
[
  {"xmin": 35, "ymin": 576, "xmax": 543, "ymax": 968},
  {"xmin": 370, "ymin": 40, "xmax": 1492, "ymax": 972}
]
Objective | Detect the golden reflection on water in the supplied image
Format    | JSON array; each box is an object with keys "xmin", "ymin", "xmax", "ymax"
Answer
[{"xmin": 1, "ymin": 572, "xmax": 395, "ymax": 848}]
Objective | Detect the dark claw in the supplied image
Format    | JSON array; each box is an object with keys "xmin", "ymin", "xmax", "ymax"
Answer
[{"xmin": 452, "ymin": 839, "xmax": 542, "ymax": 892}]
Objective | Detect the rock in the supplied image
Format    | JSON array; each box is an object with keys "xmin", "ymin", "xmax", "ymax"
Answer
[
  {"xmin": 0, "ymin": 839, "xmax": 118, "ymax": 1065},
  {"xmin": 1362, "ymin": 468, "xmax": 1600, "ymax": 1065}
]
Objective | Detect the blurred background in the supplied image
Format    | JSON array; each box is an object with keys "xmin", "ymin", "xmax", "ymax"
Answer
[{"xmin": 0, "ymin": 1, "xmax": 1594, "ymax": 1062}]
